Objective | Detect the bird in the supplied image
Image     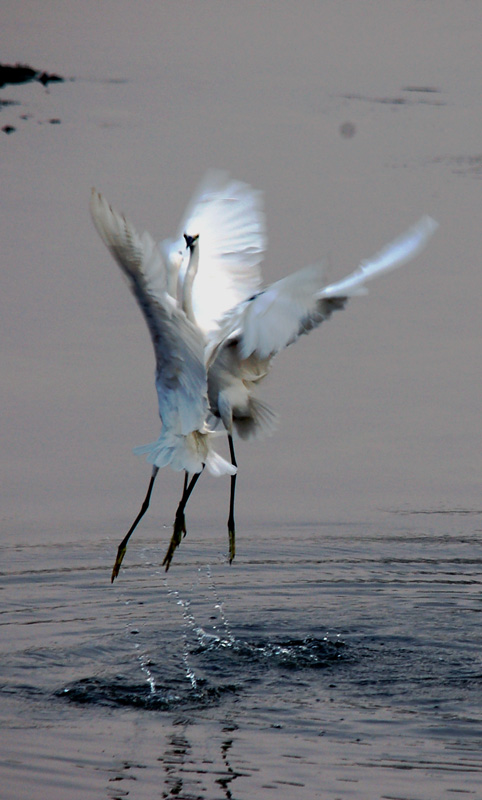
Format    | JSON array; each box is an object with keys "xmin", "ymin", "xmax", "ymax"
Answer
[
  {"xmin": 91, "ymin": 172, "xmax": 438, "ymax": 576},
  {"xmin": 90, "ymin": 173, "xmax": 268, "ymax": 576},
  {"xmin": 179, "ymin": 194, "xmax": 438, "ymax": 562},
  {"xmin": 145, "ymin": 171, "xmax": 269, "ymax": 567},
  {"xmin": 90, "ymin": 188, "xmax": 239, "ymax": 579}
]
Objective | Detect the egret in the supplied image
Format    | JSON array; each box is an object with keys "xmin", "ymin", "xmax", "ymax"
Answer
[
  {"xmin": 182, "ymin": 201, "xmax": 438, "ymax": 561},
  {"xmin": 90, "ymin": 173, "xmax": 266, "ymax": 576},
  {"xmin": 91, "ymin": 173, "xmax": 438, "ymax": 577},
  {"xmin": 90, "ymin": 189, "xmax": 238, "ymax": 578}
]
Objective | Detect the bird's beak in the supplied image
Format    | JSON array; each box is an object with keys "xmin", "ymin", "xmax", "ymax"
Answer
[{"xmin": 183, "ymin": 233, "xmax": 199, "ymax": 249}]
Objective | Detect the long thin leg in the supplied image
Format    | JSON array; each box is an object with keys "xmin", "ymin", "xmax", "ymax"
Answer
[
  {"xmin": 111, "ymin": 466, "xmax": 159, "ymax": 583},
  {"xmin": 172, "ymin": 471, "xmax": 189, "ymax": 540},
  {"xmin": 227, "ymin": 434, "xmax": 237, "ymax": 564},
  {"xmin": 162, "ymin": 469, "xmax": 203, "ymax": 571},
  {"xmin": 180, "ymin": 471, "xmax": 188, "ymax": 537}
]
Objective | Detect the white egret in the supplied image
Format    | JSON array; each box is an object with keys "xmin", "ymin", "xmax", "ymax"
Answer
[
  {"xmin": 182, "ymin": 209, "xmax": 438, "ymax": 561},
  {"xmin": 91, "ymin": 173, "xmax": 438, "ymax": 576},
  {"xmin": 90, "ymin": 173, "xmax": 266, "ymax": 575},
  {"xmin": 90, "ymin": 190, "xmax": 238, "ymax": 577}
]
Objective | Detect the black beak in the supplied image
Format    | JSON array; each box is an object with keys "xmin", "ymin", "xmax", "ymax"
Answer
[{"xmin": 184, "ymin": 233, "xmax": 199, "ymax": 249}]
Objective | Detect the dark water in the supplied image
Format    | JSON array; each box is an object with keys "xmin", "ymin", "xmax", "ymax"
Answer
[{"xmin": 2, "ymin": 514, "xmax": 482, "ymax": 799}]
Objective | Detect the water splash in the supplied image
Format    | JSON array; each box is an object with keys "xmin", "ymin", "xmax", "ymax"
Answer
[
  {"xmin": 205, "ymin": 564, "xmax": 236, "ymax": 647},
  {"xmin": 163, "ymin": 583, "xmax": 201, "ymax": 693},
  {"xmin": 176, "ymin": 597, "xmax": 199, "ymax": 692},
  {"xmin": 134, "ymin": 644, "xmax": 156, "ymax": 695}
]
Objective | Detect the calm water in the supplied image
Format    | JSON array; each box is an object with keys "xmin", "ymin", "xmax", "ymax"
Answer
[{"xmin": 3, "ymin": 1, "xmax": 482, "ymax": 797}]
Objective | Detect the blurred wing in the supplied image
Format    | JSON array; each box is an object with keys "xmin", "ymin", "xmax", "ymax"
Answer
[
  {"xmin": 208, "ymin": 215, "xmax": 438, "ymax": 364},
  {"xmin": 320, "ymin": 216, "xmax": 439, "ymax": 299},
  {"xmin": 208, "ymin": 262, "xmax": 336, "ymax": 363},
  {"xmin": 90, "ymin": 189, "xmax": 208, "ymax": 434},
  {"xmin": 169, "ymin": 170, "xmax": 266, "ymax": 335},
  {"xmin": 90, "ymin": 189, "xmax": 168, "ymax": 299}
]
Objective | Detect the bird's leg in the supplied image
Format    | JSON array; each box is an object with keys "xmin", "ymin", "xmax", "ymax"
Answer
[
  {"xmin": 162, "ymin": 469, "xmax": 203, "ymax": 571},
  {"xmin": 227, "ymin": 434, "xmax": 237, "ymax": 564},
  {"xmin": 180, "ymin": 471, "xmax": 188, "ymax": 537},
  {"xmin": 111, "ymin": 466, "xmax": 159, "ymax": 583}
]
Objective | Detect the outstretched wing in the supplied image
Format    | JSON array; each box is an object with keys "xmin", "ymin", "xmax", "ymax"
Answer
[
  {"xmin": 90, "ymin": 189, "xmax": 208, "ymax": 435},
  {"xmin": 207, "ymin": 215, "xmax": 438, "ymax": 364},
  {"xmin": 164, "ymin": 170, "xmax": 266, "ymax": 335},
  {"xmin": 207, "ymin": 262, "xmax": 332, "ymax": 363},
  {"xmin": 321, "ymin": 215, "xmax": 438, "ymax": 299}
]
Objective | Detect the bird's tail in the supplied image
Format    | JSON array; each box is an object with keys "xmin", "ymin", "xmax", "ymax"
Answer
[
  {"xmin": 134, "ymin": 429, "xmax": 236, "ymax": 477},
  {"xmin": 233, "ymin": 397, "xmax": 279, "ymax": 441}
]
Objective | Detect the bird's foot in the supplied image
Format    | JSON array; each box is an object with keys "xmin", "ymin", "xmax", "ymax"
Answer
[
  {"xmin": 162, "ymin": 512, "xmax": 186, "ymax": 571},
  {"xmin": 111, "ymin": 540, "xmax": 127, "ymax": 583}
]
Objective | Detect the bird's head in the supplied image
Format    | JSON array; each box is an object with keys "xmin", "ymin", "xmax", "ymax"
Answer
[{"xmin": 184, "ymin": 232, "xmax": 199, "ymax": 250}]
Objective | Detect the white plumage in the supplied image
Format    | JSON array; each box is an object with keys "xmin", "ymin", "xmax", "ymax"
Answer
[
  {"xmin": 202, "ymin": 215, "xmax": 438, "ymax": 455},
  {"xmin": 90, "ymin": 189, "xmax": 234, "ymax": 478},
  {"xmin": 162, "ymin": 170, "xmax": 265, "ymax": 335},
  {"xmin": 90, "ymin": 171, "xmax": 438, "ymax": 577},
  {"xmin": 193, "ymin": 206, "xmax": 437, "ymax": 561},
  {"xmin": 90, "ymin": 187, "xmax": 239, "ymax": 577},
  {"xmin": 207, "ymin": 215, "xmax": 439, "ymax": 366}
]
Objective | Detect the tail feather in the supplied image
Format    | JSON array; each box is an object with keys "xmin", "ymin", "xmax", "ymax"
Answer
[
  {"xmin": 234, "ymin": 397, "xmax": 279, "ymax": 441},
  {"xmin": 134, "ymin": 430, "xmax": 236, "ymax": 476}
]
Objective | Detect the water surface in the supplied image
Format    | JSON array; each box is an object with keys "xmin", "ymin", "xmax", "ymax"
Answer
[{"xmin": 2, "ymin": 2, "xmax": 482, "ymax": 797}]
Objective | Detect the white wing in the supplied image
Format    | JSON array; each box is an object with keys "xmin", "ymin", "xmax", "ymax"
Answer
[
  {"xmin": 208, "ymin": 262, "xmax": 329, "ymax": 362},
  {"xmin": 320, "ymin": 216, "xmax": 439, "ymax": 299},
  {"xmin": 207, "ymin": 216, "xmax": 438, "ymax": 364},
  {"xmin": 90, "ymin": 189, "xmax": 208, "ymax": 436},
  {"xmin": 163, "ymin": 170, "xmax": 266, "ymax": 335}
]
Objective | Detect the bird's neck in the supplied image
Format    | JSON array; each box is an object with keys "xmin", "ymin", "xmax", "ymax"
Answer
[{"xmin": 181, "ymin": 243, "xmax": 199, "ymax": 324}]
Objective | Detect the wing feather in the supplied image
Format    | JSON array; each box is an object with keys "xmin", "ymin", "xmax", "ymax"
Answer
[
  {"xmin": 320, "ymin": 216, "xmax": 438, "ymax": 299},
  {"xmin": 165, "ymin": 171, "xmax": 266, "ymax": 334},
  {"xmin": 90, "ymin": 189, "xmax": 208, "ymax": 435},
  {"xmin": 207, "ymin": 216, "xmax": 438, "ymax": 364},
  {"xmin": 228, "ymin": 262, "xmax": 328, "ymax": 361}
]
